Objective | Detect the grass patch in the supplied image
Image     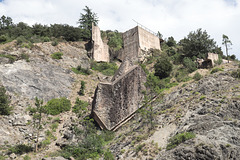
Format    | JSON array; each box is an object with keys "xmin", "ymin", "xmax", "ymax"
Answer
[
  {"xmin": 166, "ymin": 132, "xmax": 196, "ymax": 150},
  {"xmin": 211, "ymin": 67, "xmax": 223, "ymax": 74},
  {"xmin": 0, "ymin": 54, "xmax": 16, "ymax": 63},
  {"xmin": 72, "ymin": 65, "xmax": 92, "ymax": 75},
  {"xmin": 8, "ymin": 144, "xmax": 33, "ymax": 155},
  {"xmin": 51, "ymin": 52, "xmax": 63, "ymax": 59},
  {"xmin": 91, "ymin": 61, "xmax": 118, "ymax": 76}
]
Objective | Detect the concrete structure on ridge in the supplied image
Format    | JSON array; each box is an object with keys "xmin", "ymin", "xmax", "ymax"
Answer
[
  {"xmin": 92, "ymin": 24, "xmax": 110, "ymax": 62},
  {"xmin": 92, "ymin": 26, "xmax": 161, "ymax": 130}
]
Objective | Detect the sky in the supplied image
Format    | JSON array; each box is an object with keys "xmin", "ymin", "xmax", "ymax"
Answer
[{"xmin": 0, "ymin": 0, "xmax": 239, "ymax": 59}]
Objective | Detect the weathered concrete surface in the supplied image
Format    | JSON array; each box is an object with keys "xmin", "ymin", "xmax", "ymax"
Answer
[
  {"xmin": 118, "ymin": 26, "xmax": 160, "ymax": 61},
  {"xmin": 92, "ymin": 25, "xmax": 109, "ymax": 62},
  {"xmin": 207, "ymin": 52, "xmax": 219, "ymax": 66},
  {"xmin": 92, "ymin": 65, "xmax": 146, "ymax": 130},
  {"xmin": 92, "ymin": 26, "xmax": 159, "ymax": 130}
]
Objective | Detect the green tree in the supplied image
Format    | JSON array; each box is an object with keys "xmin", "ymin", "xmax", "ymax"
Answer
[
  {"xmin": 0, "ymin": 86, "xmax": 11, "ymax": 115},
  {"xmin": 154, "ymin": 55, "xmax": 173, "ymax": 79},
  {"xmin": 28, "ymin": 97, "xmax": 45, "ymax": 152},
  {"xmin": 222, "ymin": 34, "xmax": 232, "ymax": 63},
  {"xmin": 78, "ymin": 6, "xmax": 99, "ymax": 41},
  {"xmin": 179, "ymin": 28, "xmax": 219, "ymax": 59},
  {"xmin": 0, "ymin": 15, "xmax": 13, "ymax": 29}
]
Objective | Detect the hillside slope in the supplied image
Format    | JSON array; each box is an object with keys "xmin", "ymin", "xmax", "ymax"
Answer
[{"xmin": 0, "ymin": 41, "xmax": 240, "ymax": 160}]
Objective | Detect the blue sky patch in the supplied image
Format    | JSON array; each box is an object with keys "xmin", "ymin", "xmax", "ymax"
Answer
[{"xmin": 224, "ymin": 0, "xmax": 237, "ymax": 6}]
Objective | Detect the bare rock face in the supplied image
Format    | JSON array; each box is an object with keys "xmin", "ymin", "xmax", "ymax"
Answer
[
  {"xmin": 0, "ymin": 59, "xmax": 73, "ymax": 101},
  {"xmin": 92, "ymin": 65, "xmax": 146, "ymax": 130}
]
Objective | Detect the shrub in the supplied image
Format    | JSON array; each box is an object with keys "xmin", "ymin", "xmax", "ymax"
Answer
[
  {"xmin": 91, "ymin": 61, "xmax": 118, "ymax": 76},
  {"xmin": 0, "ymin": 86, "xmax": 12, "ymax": 115},
  {"xmin": 183, "ymin": 57, "xmax": 197, "ymax": 73},
  {"xmin": 175, "ymin": 69, "xmax": 192, "ymax": 82},
  {"xmin": 16, "ymin": 36, "xmax": 27, "ymax": 45},
  {"xmin": 78, "ymin": 81, "xmax": 86, "ymax": 96},
  {"xmin": 42, "ymin": 37, "xmax": 50, "ymax": 42},
  {"xmin": 8, "ymin": 144, "xmax": 33, "ymax": 155},
  {"xmin": 0, "ymin": 35, "xmax": 8, "ymax": 43},
  {"xmin": 23, "ymin": 155, "xmax": 31, "ymax": 160},
  {"xmin": 51, "ymin": 52, "xmax": 63, "ymax": 59},
  {"xmin": 193, "ymin": 72, "xmax": 202, "ymax": 81},
  {"xmin": 214, "ymin": 55, "xmax": 222, "ymax": 65},
  {"xmin": 231, "ymin": 69, "xmax": 240, "ymax": 78},
  {"xmin": 51, "ymin": 40, "xmax": 58, "ymax": 46},
  {"xmin": 21, "ymin": 53, "xmax": 30, "ymax": 62},
  {"xmin": 44, "ymin": 97, "xmax": 71, "ymax": 115},
  {"xmin": 104, "ymin": 150, "xmax": 115, "ymax": 160},
  {"xmin": 200, "ymin": 95, "xmax": 206, "ymax": 100},
  {"xmin": 154, "ymin": 56, "xmax": 173, "ymax": 79},
  {"xmin": 211, "ymin": 67, "xmax": 223, "ymax": 74},
  {"xmin": 166, "ymin": 132, "xmax": 195, "ymax": 150},
  {"xmin": 72, "ymin": 65, "xmax": 92, "ymax": 75},
  {"xmin": 72, "ymin": 98, "xmax": 88, "ymax": 116}
]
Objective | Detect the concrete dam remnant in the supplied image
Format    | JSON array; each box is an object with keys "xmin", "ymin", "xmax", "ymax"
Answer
[
  {"xmin": 92, "ymin": 26, "xmax": 161, "ymax": 130},
  {"xmin": 92, "ymin": 24, "xmax": 110, "ymax": 62},
  {"xmin": 118, "ymin": 26, "xmax": 161, "ymax": 62}
]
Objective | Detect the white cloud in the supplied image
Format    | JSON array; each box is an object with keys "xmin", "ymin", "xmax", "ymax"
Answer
[{"xmin": 0, "ymin": 0, "xmax": 239, "ymax": 58}]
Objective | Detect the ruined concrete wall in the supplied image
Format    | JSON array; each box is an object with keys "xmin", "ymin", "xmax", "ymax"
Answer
[
  {"xmin": 92, "ymin": 26, "xmax": 159, "ymax": 130},
  {"xmin": 118, "ymin": 26, "xmax": 161, "ymax": 62},
  {"xmin": 138, "ymin": 26, "xmax": 160, "ymax": 51},
  {"xmin": 207, "ymin": 53, "xmax": 219, "ymax": 66},
  {"xmin": 92, "ymin": 65, "xmax": 146, "ymax": 130},
  {"xmin": 92, "ymin": 25, "xmax": 109, "ymax": 62}
]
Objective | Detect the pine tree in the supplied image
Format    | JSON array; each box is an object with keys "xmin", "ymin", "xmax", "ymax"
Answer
[{"xmin": 78, "ymin": 6, "xmax": 99, "ymax": 41}]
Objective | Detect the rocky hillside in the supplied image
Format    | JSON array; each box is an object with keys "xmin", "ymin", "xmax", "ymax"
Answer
[
  {"xmin": 108, "ymin": 62, "xmax": 240, "ymax": 160},
  {"xmin": 0, "ymin": 41, "xmax": 240, "ymax": 160}
]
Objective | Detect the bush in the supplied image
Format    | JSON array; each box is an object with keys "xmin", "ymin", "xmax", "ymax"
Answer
[
  {"xmin": 72, "ymin": 65, "xmax": 92, "ymax": 75},
  {"xmin": 183, "ymin": 57, "xmax": 197, "ymax": 73},
  {"xmin": 0, "ymin": 35, "xmax": 8, "ymax": 43},
  {"xmin": 104, "ymin": 150, "xmax": 115, "ymax": 160},
  {"xmin": 51, "ymin": 40, "xmax": 58, "ymax": 46},
  {"xmin": 44, "ymin": 97, "xmax": 71, "ymax": 115},
  {"xmin": 231, "ymin": 69, "xmax": 240, "ymax": 78},
  {"xmin": 16, "ymin": 36, "xmax": 27, "ymax": 45},
  {"xmin": 78, "ymin": 81, "xmax": 86, "ymax": 96},
  {"xmin": 8, "ymin": 144, "xmax": 33, "ymax": 155},
  {"xmin": 72, "ymin": 98, "xmax": 88, "ymax": 116},
  {"xmin": 51, "ymin": 52, "xmax": 63, "ymax": 59},
  {"xmin": 91, "ymin": 61, "xmax": 118, "ymax": 76},
  {"xmin": 21, "ymin": 53, "xmax": 30, "ymax": 62},
  {"xmin": 154, "ymin": 56, "xmax": 173, "ymax": 79},
  {"xmin": 166, "ymin": 132, "xmax": 195, "ymax": 150},
  {"xmin": 211, "ymin": 67, "xmax": 223, "ymax": 74},
  {"xmin": 0, "ymin": 86, "xmax": 12, "ymax": 115},
  {"xmin": 193, "ymin": 72, "xmax": 202, "ymax": 81}
]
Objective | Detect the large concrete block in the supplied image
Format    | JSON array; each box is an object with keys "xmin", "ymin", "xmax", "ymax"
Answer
[
  {"xmin": 118, "ymin": 26, "xmax": 161, "ymax": 61},
  {"xmin": 92, "ymin": 65, "xmax": 146, "ymax": 130}
]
